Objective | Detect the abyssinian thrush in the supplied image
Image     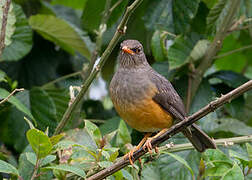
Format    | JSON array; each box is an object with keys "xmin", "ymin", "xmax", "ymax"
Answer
[{"xmin": 109, "ymin": 40, "xmax": 216, "ymax": 163}]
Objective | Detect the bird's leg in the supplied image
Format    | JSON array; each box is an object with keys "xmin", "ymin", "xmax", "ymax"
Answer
[
  {"xmin": 143, "ymin": 128, "xmax": 168, "ymax": 154},
  {"xmin": 124, "ymin": 133, "xmax": 152, "ymax": 165}
]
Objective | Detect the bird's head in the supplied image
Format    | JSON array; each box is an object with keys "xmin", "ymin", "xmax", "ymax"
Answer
[{"xmin": 119, "ymin": 39, "xmax": 148, "ymax": 68}]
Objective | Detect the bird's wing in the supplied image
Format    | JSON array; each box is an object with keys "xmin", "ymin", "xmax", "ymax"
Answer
[{"xmin": 148, "ymin": 69, "xmax": 186, "ymax": 122}]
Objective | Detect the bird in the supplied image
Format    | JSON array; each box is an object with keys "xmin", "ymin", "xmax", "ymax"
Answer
[{"xmin": 109, "ymin": 39, "xmax": 216, "ymax": 164}]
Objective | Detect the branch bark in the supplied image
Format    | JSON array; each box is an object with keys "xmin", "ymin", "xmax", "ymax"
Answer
[
  {"xmin": 54, "ymin": 0, "xmax": 144, "ymax": 135},
  {"xmin": 0, "ymin": 0, "xmax": 11, "ymax": 57},
  {"xmin": 188, "ymin": 0, "xmax": 241, "ymax": 107},
  {"xmin": 87, "ymin": 80, "xmax": 252, "ymax": 180}
]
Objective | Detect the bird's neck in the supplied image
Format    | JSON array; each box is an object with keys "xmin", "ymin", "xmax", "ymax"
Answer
[{"xmin": 118, "ymin": 55, "xmax": 150, "ymax": 69}]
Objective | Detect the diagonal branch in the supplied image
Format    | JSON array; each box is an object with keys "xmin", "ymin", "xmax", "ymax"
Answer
[
  {"xmin": 188, "ymin": 0, "xmax": 241, "ymax": 107},
  {"xmin": 87, "ymin": 80, "xmax": 252, "ymax": 180},
  {"xmin": 54, "ymin": 0, "xmax": 144, "ymax": 135}
]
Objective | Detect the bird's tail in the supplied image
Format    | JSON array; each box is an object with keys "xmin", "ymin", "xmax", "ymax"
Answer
[{"xmin": 182, "ymin": 124, "xmax": 216, "ymax": 152}]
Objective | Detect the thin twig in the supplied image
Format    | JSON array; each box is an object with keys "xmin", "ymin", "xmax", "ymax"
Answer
[
  {"xmin": 214, "ymin": 44, "xmax": 252, "ymax": 59},
  {"xmin": 54, "ymin": 0, "xmax": 144, "ymax": 135},
  {"xmin": 86, "ymin": 80, "xmax": 252, "ymax": 180},
  {"xmin": 42, "ymin": 71, "xmax": 82, "ymax": 88},
  {"xmin": 0, "ymin": 88, "xmax": 24, "ymax": 105},
  {"xmin": 0, "ymin": 0, "xmax": 11, "ymax": 57},
  {"xmin": 30, "ymin": 158, "xmax": 40, "ymax": 180},
  {"xmin": 189, "ymin": 0, "xmax": 241, "ymax": 103}
]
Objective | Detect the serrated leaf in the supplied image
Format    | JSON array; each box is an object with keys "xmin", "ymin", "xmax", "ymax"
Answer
[
  {"xmin": 2, "ymin": 3, "xmax": 33, "ymax": 61},
  {"xmin": 29, "ymin": 14, "xmax": 92, "ymax": 59},
  {"xmin": 0, "ymin": 88, "xmax": 34, "ymax": 121},
  {"xmin": 26, "ymin": 129, "xmax": 53, "ymax": 158},
  {"xmin": 45, "ymin": 164, "xmax": 86, "ymax": 178},
  {"xmin": 0, "ymin": 159, "xmax": 19, "ymax": 176},
  {"xmin": 163, "ymin": 152, "xmax": 194, "ymax": 179}
]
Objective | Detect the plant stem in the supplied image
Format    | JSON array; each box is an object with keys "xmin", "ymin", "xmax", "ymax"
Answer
[
  {"xmin": 42, "ymin": 71, "xmax": 82, "ymax": 88},
  {"xmin": 146, "ymin": 135, "xmax": 252, "ymax": 155},
  {"xmin": 86, "ymin": 80, "xmax": 252, "ymax": 180},
  {"xmin": 54, "ymin": 0, "xmax": 144, "ymax": 135},
  {"xmin": 189, "ymin": 0, "xmax": 241, "ymax": 104},
  {"xmin": 213, "ymin": 44, "xmax": 252, "ymax": 59},
  {"xmin": 0, "ymin": 0, "xmax": 11, "ymax": 57},
  {"xmin": 31, "ymin": 158, "xmax": 40, "ymax": 180}
]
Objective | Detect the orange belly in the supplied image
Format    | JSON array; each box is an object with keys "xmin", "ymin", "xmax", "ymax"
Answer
[{"xmin": 114, "ymin": 98, "xmax": 173, "ymax": 132}]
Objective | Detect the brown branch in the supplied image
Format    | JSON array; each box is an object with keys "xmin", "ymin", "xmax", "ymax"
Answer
[
  {"xmin": 86, "ymin": 80, "xmax": 252, "ymax": 180},
  {"xmin": 0, "ymin": 88, "xmax": 24, "ymax": 105},
  {"xmin": 0, "ymin": 0, "xmax": 11, "ymax": 57}
]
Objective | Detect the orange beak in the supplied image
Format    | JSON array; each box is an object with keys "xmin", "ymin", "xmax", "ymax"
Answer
[{"xmin": 122, "ymin": 46, "xmax": 134, "ymax": 55}]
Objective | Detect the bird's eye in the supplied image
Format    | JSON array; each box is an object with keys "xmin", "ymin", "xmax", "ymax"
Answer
[{"xmin": 131, "ymin": 48, "xmax": 140, "ymax": 53}]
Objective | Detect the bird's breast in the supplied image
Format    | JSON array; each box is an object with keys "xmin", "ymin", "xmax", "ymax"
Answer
[{"xmin": 109, "ymin": 70, "xmax": 173, "ymax": 132}]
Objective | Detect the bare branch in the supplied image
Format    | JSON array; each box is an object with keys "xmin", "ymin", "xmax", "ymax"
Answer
[
  {"xmin": 0, "ymin": 88, "xmax": 24, "ymax": 105},
  {"xmin": 0, "ymin": 0, "xmax": 11, "ymax": 57},
  {"xmin": 87, "ymin": 80, "xmax": 252, "ymax": 180}
]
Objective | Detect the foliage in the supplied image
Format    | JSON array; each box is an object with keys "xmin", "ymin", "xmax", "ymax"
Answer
[{"xmin": 0, "ymin": 0, "xmax": 252, "ymax": 179}]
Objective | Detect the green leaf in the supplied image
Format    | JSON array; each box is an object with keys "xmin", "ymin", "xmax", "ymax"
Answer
[
  {"xmin": 222, "ymin": 162, "xmax": 244, "ymax": 180},
  {"xmin": 163, "ymin": 152, "xmax": 194, "ymax": 179},
  {"xmin": 141, "ymin": 164, "xmax": 161, "ymax": 180},
  {"xmin": 30, "ymin": 87, "xmax": 57, "ymax": 131},
  {"xmin": 229, "ymin": 150, "xmax": 249, "ymax": 166},
  {"xmin": 29, "ymin": 14, "xmax": 92, "ymax": 59},
  {"xmin": 98, "ymin": 161, "xmax": 113, "ymax": 168},
  {"xmin": 26, "ymin": 129, "xmax": 53, "ymax": 158},
  {"xmin": 151, "ymin": 30, "xmax": 166, "ymax": 62},
  {"xmin": 144, "ymin": 0, "xmax": 200, "ymax": 34},
  {"xmin": 208, "ymin": 70, "xmax": 249, "ymax": 88},
  {"xmin": 203, "ymin": 149, "xmax": 233, "ymax": 165},
  {"xmin": 26, "ymin": 152, "xmax": 56, "ymax": 167},
  {"xmin": 50, "ymin": 133, "xmax": 64, "ymax": 146},
  {"xmin": 0, "ymin": 70, "xmax": 6, "ymax": 82},
  {"xmin": 51, "ymin": 0, "xmax": 87, "ymax": 9},
  {"xmin": 246, "ymin": 143, "xmax": 252, "ymax": 168},
  {"xmin": 167, "ymin": 33, "xmax": 203, "ymax": 70},
  {"xmin": 116, "ymin": 120, "xmax": 131, "ymax": 149},
  {"xmin": 0, "ymin": 88, "xmax": 34, "ymax": 121},
  {"xmin": 81, "ymin": 0, "xmax": 128, "ymax": 32},
  {"xmin": 210, "ymin": 118, "xmax": 252, "ymax": 135},
  {"xmin": 2, "ymin": 3, "xmax": 33, "ymax": 61},
  {"xmin": 45, "ymin": 164, "xmax": 86, "ymax": 178},
  {"xmin": 0, "ymin": 159, "xmax": 19, "ymax": 176},
  {"xmin": 100, "ymin": 117, "xmax": 120, "ymax": 135},
  {"xmin": 206, "ymin": 0, "xmax": 228, "ymax": 34},
  {"xmin": 85, "ymin": 120, "xmax": 102, "ymax": 146},
  {"xmin": 0, "ymin": 0, "xmax": 16, "ymax": 47}
]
